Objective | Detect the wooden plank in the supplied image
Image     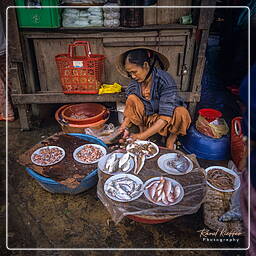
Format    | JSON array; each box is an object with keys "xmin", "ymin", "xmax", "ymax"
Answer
[
  {"xmin": 198, "ymin": 1, "xmax": 216, "ymax": 30},
  {"xmin": 144, "ymin": 4, "xmax": 157, "ymax": 25},
  {"xmin": 9, "ymin": 63, "xmax": 31, "ymax": 130},
  {"xmin": 157, "ymin": 0, "xmax": 192, "ymax": 25},
  {"xmin": 190, "ymin": 29, "xmax": 209, "ymax": 93},
  {"xmin": 159, "ymin": 30, "xmax": 191, "ymax": 36},
  {"xmin": 7, "ymin": 8, "xmax": 23, "ymax": 62},
  {"xmin": 17, "ymin": 104, "xmax": 30, "ymax": 131},
  {"xmin": 12, "ymin": 91, "xmax": 200, "ymax": 104},
  {"xmin": 33, "ymin": 38, "xmax": 73, "ymax": 92},
  {"xmin": 180, "ymin": 29, "xmax": 196, "ymax": 91},
  {"xmin": 188, "ymin": 102, "xmax": 198, "ymax": 121},
  {"xmin": 156, "ymin": 45, "xmax": 185, "ymax": 90},
  {"xmin": 190, "ymin": 55, "xmax": 206, "ymax": 93},
  {"xmin": 103, "ymin": 41, "xmax": 185, "ymax": 47},
  {"xmin": 19, "ymin": 37, "xmax": 37, "ymax": 94},
  {"xmin": 21, "ymin": 25, "xmax": 197, "ymax": 38}
]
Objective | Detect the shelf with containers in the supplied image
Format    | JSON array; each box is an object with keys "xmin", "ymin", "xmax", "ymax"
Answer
[{"xmin": 9, "ymin": 2, "xmax": 216, "ymax": 130}]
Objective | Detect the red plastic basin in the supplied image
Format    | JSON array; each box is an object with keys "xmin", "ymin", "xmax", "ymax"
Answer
[{"xmin": 62, "ymin": 103, "xmax": 108, "ymax": 125}]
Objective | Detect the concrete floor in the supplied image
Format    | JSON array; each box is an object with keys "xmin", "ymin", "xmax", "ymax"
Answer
[{"xmin": 0, "ymin": 116, "xmax": 246, "ymax": 256}]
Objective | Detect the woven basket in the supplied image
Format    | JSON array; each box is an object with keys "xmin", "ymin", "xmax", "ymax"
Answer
[{"xmin": 203, "ymin": 186, "xmax": 243, "ymax": 234}]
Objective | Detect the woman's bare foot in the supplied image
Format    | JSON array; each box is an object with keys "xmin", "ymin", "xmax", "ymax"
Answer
[{"xmin": 166, "ymin": 133, "xmax": 177, "ymax": 150}]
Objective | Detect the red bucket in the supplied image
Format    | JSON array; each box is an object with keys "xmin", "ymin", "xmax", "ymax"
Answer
[{"xmin": 198, "ymin": 108, "xmax": 222, "ymax": 122}]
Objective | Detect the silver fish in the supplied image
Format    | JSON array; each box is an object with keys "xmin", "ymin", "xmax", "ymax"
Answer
[
  {"xmin": 118, "ymin": 152, "xmax": 130, "ymax": 169},
  {"xmin": 105, "ymin": 176, "xmax": 142, "ymax": 201},
  {"xmin": 108, "ymin": 158, "xmax": 119, "ymax": 173},
  {"xmin": 105, "ymin": 153, "xmax": 117, "ymax": 170}
]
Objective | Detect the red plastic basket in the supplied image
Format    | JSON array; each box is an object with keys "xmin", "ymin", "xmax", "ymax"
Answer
[
  {"xmin": 198, "ymin": 108, "xmax": 222, "ymax": 122},
  {"xmin": 55, "ymin": 41, "xmax": 105, "ymax": 94}
]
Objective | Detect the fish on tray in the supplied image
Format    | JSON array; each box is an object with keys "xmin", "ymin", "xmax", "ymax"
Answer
[
  {"xmin": 167, "ymin": 154, "xmax": 189, "ymax": 173},
  {"xmin": 105, "ymin": 175, "xmax": 143, "ymax": 201},
  {"xmin": 127, "ymin": 141, "xmax": 158, "ymax": 158},
  {"xmin": 105, "ymin": 152, "xmax": 131, "ymax": 174},
  {"xmin": 145, "ymin": 177, "xmax": 182, "ymax": 205}
]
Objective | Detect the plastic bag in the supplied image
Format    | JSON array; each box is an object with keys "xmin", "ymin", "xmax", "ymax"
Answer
[
  {"xmin": 84, "ymin": 123, "xmax": 123, "ymax": 144},
  {"xmin": 97, "ymin": 152, "xmax": 206, "ymax": 224},
  {"xmin": 196, "ymin": 115, "xmax": 229, "ymax": 138},
  {"xmin": 104, "ymin": 19, "xmax": 120, "ymax": 28},
  {"xmin": 98, "ymin": 83, "xmax": 122, "ymax": 94}
]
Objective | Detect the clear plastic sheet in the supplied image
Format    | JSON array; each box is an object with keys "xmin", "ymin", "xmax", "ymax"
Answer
[
  {"xmin": 84, "ymin": 124, "xmax": 122, "ymax": 144},
  {"xmin": 97, "ymin": 148, "xmax": 207, "ymax": 224}
]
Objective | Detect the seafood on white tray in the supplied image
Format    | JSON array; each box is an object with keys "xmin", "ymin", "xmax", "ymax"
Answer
[
  {"xmin": 104, "ymin": 174, "xmax": 144, "ymax": 202},
  {"xmin": 73, "ymin": 144, "xmax": 107, "ymax": 164},
  {"xmin": 126, "ymin": 140, "xmax": 159, "ymax": 159},
  {"xmin": 158, "ymin": 153, "xmax": 193, "ymax": 175},
  {"xmin": 144, "ymin": 177, "xmax": 184, "ymax": 206},
  {"xmin": 98, "ymin": 152, "xmax": 134, "ymax": 175},
  {"xmin": 31, "ymin": 146, "xmax": 65, "ymax": 166}
]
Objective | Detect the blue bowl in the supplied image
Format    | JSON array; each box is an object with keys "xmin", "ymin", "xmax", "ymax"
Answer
[
  {"xmin": 179, "ymin": 125, "xmax": 230, "ymax": 160},
  {"xmin": 25, "ymin": 133, "xmax": 107, "ymax": 194}
]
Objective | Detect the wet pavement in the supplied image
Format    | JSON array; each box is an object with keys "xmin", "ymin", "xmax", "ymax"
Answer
[{"xmin": 1, "ymin": 118, "xmax": 246, "ymax": 256}]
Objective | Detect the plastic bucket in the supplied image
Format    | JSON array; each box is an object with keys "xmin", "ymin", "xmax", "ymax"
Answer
[{"xmin": 179, "ymin": 125, "xmax": 230, "ymax": 160}]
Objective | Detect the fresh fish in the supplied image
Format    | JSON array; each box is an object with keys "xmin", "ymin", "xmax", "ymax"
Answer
[
  {"xmin": 119, "ymin": 183, "xmax": 132, "ymax": 193},
  {"xmin": 108, "ymin": 158, "xmax": 119, "ymax": 173},
  {"xmin": 161, "ymin": 191, "xmax": 170, "ymax": 205},
  {"xmin": 120, "ymin": 159, "xmax": 130, "ymax": 172},
  {"xmin": 167, "ymin": 192, "xmax": 176, "ymax": 203},
  {"xmin": 134, "ymin": 154, "xmax": 146, "ymax": 175},
  {"xmin": 107, "ymin": 187, "xmax": 116, "ymax": 197},
  {"xmin": 147, "ymin": 144, "xmax": 157, "ymax": 156},
  {"xmin": 163, "ymin": 180, "xmax": 173, "ymax": 197},
  {"xmin": 105, "ymin": 176, "xmax": 142, "ymax": 201},
  {"xmin": 105, "ymin": 153, "xmax": 117, "ymax": 170},
  {"xmin": 115, "ymin": 191, "xmax": 131, "ymax": 200},
  {"xmin": 174, "ymin": 184, "xmax": 181, "ymax": 199},
  {"xmin": 118, "ymin": 152, "xmax": 130, "ymax": 169},
  {"xmin": 154, "ymin": 177, "xmax": 165, "ymax": 198},
  {"xmin": 147, "ymin": 181, "xmax": 160, "ymax": 199}
]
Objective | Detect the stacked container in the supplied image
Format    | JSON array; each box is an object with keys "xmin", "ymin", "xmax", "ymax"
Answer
[{"xmin": 103, "ymin": 2, "xmax": 120, "ymax": 28}]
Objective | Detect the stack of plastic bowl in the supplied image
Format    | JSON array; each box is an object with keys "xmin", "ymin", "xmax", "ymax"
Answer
[{"xmin": 55, "ymin": 103, "xmax": 109, "ymax": 134}]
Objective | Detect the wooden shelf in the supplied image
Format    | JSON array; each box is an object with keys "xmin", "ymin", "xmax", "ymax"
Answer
[
  {"xmin": 20, "ymin": 24, "xmax": 197, "ymax": 36},
  {"xmin": 11, "ymin": 91, "xmax": 200, "ymax": 105}
]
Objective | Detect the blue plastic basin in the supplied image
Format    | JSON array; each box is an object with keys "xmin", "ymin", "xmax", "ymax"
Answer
[
  {"xmin": 25, "ymin": 133, "xmax": 107, "ymax": 194},
  {"xmin": 179, "ymin": 125, "xmax": 230, "ymax": 160}
]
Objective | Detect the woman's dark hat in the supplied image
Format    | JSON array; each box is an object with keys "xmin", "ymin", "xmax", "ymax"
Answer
[{"xmin": 115, "ymin": 47, "xmax": 170, "ymax": 78}]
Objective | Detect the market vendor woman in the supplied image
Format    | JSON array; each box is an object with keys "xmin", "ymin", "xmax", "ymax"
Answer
[{"xmin": 116, "ymin": 48, "xmax": 191, "ymax": 149}]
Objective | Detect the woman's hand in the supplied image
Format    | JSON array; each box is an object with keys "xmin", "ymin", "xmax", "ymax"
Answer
[{"xmin": 130, "ymin": 132, "xmax": 147, "ymax": 141}]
